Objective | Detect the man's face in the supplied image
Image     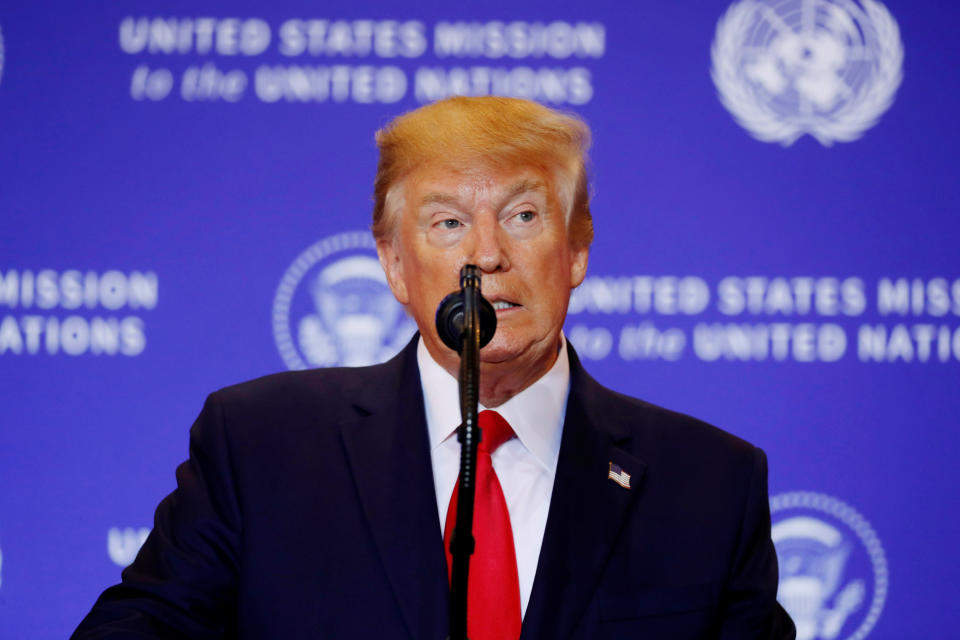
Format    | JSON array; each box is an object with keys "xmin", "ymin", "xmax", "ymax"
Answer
[{"xmin": 377, "ymin": 162, "xmax": 588, "ymax": 379}]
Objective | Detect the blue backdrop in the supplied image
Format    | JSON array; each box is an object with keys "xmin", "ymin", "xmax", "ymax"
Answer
[{"xmin": 1, "ymin": 1, "xmax": 957, "ymax": 638}]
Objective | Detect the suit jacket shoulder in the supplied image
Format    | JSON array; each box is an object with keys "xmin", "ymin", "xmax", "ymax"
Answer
[
  {"xmin": 519, "ymin": 345, "xmax": 794, "ymax": 639},
  {"xmin": 210, "ymin": 350, "xmax": 409, "ymax": 426},
  {"xmin": 567, "ymin": 348, "xmax": 759, "ymax": 483},
  {"xmin": 74, "ymin": 341, "xmax": 449, "ymax": 639}
]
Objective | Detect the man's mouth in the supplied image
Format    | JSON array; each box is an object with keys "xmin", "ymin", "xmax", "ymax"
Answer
[{"xmin": 491, "ymin": 300, "xmax": 520, "ymax": 311}]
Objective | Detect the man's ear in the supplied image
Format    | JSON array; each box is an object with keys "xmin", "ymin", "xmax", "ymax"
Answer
[
  {"xmin": 377, "ymin": 237, "xmax": 410, "ymax": 305},
  {"xmin": 569, "ymin": 245, "xmax": 589, "ymax": 289}
]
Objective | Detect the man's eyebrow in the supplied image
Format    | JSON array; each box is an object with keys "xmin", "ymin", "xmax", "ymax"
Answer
[
  {"xmin": 420, "ymin": 192, "xmax": 460, "ymax": 206},
  {"xmin": 504, "ymin": 179, "xmax": 547, "ymax": 201},
  {"xmin": 418, "ymin": 178, "xmax": 547, "ymax": 207}
]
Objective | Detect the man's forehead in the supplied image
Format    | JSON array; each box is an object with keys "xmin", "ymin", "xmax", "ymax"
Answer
[{"xmin": 410, "ymin": 166, "xmax": 550, "ymax": 204}]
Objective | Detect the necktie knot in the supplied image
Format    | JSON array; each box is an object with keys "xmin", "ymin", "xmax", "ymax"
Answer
[{"xmin": 478, "ymin": 410, "xmax": 515, "ymax": 454}]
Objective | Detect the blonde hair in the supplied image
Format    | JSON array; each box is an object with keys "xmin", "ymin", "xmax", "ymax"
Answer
[{"xmin": 372, "ymin": 96, "xmax": 593, "ymax": 249}]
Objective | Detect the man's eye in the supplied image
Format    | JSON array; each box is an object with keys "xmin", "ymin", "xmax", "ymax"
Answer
[
  {"xmin": 440, "ymin": 219, "xmax": 461, "ymax": 229},
  {"xmin": 517, "ymin": 210, "xmax": 536, "ymax": 222}
]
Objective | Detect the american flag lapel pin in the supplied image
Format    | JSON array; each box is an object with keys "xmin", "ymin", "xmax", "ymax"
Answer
[{"xmin": 608, "ymin": 462, "xmax": 631, "ymax": 489}]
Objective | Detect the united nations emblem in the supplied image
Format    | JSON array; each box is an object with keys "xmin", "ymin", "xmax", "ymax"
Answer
[
  {"xmin": 711, "ymin": 0, "xmax": 903, "ymax": 146},
  {"xmin": 770, "ymin": 491, "xmax": 888, "ymax": 640},
  {"xmin": 272, "ymin": 231, "xmax": 417, "ymax": 370}
]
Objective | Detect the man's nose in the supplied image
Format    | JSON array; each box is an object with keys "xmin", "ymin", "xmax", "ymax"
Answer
[{"xmin": 467, "ymin": 215, "xmax": 509, "ymax": 273}]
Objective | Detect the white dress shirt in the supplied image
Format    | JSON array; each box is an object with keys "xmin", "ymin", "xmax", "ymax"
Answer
[{"xmin": 417, "ymin": 335, "xmax": 569, "ymax": 618}]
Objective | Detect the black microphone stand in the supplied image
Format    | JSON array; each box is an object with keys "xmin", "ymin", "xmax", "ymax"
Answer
[
  {"xmin": 434, "ymin": 264, "xmax": 498, "ymax": 640},
  {"xmin": 449, "ymin": 265, "xmax": 482, "ymax": 640}
]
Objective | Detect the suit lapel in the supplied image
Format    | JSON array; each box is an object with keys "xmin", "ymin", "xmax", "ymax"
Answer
[
  {"xmin": 338, "ymin": 339, "xmax": 449, "ymax": 640},
  {"xmin": 521, "ymin": 346, "xmax": 647, "ymax": 640}
]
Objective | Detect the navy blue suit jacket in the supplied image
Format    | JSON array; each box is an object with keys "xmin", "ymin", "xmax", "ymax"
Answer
[{"xmin": 75, "ymin": 339, "xmax": 794, "ymax": 639}]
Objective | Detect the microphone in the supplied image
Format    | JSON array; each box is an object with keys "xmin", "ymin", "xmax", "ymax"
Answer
[
  {"xmin": 435, "ymin": 265, "xmax": 497, "ymax": 353},
  {"xmin": 435, "ymin": 265, "xmax": 496, "ymax": 640}
]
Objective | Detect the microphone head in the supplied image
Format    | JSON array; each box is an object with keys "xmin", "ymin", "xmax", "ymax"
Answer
[{"xmin": 435, "ymin": 290, "xmax": 497, "ymax": 353}]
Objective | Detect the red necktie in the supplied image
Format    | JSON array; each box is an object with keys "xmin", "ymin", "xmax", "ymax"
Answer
[{"xmin": 444, "ymin": 410, "xmax": 522, "ymax": 640}]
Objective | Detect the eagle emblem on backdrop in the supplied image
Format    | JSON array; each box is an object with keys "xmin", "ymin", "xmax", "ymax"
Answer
[
  {"xmin": 273, "ymin": 231, "xmax": 417, "ymax": 370},
  {"xmin": 710, "ymin": 0, "xmax": 903, "ymax": 146},
  {"xmin": 770, "ymin": 491, "xmax": 888, "ymax": 640}
]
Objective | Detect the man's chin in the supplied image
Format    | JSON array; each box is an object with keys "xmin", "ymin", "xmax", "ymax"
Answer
[
  {"xmin": 476, "ymin": 335, "xmax": 518, "ymax": 363},
  {"xmin": 478, "ymin": 349, "xmax": 516, "ymax": 365},
  {"xmin": 478, "ymin": 332, "xmax": 559, "ymax": 367}
]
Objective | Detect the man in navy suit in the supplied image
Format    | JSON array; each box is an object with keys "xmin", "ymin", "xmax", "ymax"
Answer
[{"xmin": 75, "ymin": 97, "xmax": 794, "ymax": 638}]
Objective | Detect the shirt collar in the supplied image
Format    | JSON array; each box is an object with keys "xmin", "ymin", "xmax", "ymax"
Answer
[{"xmin": 417, "ymin": 334, "xmax": 569, "ymax": 474}]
